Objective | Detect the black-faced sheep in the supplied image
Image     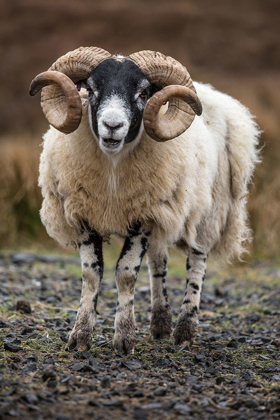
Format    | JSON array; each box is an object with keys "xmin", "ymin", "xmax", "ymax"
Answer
[{"xmin": 30, "ymin": 47, "xmax": 260, "ymax": 354}]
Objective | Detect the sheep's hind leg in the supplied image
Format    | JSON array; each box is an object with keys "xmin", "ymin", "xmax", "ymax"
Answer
[
  {"xmin": 173, "ymin": 248, "xmax": 207, "ymax": 345},
  {"xmin": 148, "ymin": 246, "xmax": 172, "ymax": 339},
  {"xmin": 66, "ymin": 229, "xmax": 103, "ymax": 352},
  {"xmin": 114, "ymin": 223, "xmax": 150, "ymax": 354}
]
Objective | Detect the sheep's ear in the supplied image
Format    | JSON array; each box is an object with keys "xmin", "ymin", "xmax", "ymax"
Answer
[{"xmin": 151, "ymin": 84, "xmax": 162, "ymax": 96}]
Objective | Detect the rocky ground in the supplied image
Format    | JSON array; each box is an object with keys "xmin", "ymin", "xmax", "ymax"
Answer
[{"xmin": 0, "ymin": 249, "xmax": 279, "ymax": 419}]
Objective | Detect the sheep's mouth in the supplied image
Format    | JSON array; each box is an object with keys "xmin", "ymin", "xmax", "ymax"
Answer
[{"xmin": 102, "ymin": 138, "xmax": 122, "ymax": 148}]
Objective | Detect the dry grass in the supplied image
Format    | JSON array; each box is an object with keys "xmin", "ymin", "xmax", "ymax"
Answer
[
  {"xmin": 248, "ymin": 135, "xmax": 280, "ymax": 260},
  {"xmin": 0, "ymin": 130, "xmax": 279, "ymax": 260},
  {"xmin": 0, "ymin": 135, "xmax": 47, "ymax": 248}
]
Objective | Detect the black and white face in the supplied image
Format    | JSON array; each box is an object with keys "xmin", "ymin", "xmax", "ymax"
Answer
[{"xmin": 85, "ymin": 58, "xmax": 158, "ymax": 155}]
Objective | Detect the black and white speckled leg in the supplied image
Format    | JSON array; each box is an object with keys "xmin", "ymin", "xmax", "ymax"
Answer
[
  {"xmin": 147, "ymin": 246, "xmax": 172, "ymax": 339},
  {"xmin": 173, "ymin": 248, "xmax": 207, "ymax": 345},
  {"xmin": 66, "ymin": 228, "xmax": 103, "ymax": 351},
  {"xmin": 113, "ymin": 222, "xmax": 150, "ymax": 354}
]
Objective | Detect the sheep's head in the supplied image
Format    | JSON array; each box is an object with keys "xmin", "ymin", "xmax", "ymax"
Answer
[
  {"xmin": 30, "ymin": 47, "xmax": 202, "ymax": 153},
  {"xmin": 84, "ymin": 58, "xmax": 160, "ymax": 154}
]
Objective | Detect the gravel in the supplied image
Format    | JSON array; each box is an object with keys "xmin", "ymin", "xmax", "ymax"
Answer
[{"xmin": 0, "ymin": 253, "xmax": 279, "ymax": 419}]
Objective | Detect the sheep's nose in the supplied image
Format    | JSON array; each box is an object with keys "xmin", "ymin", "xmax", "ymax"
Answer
[{"xmin": 103, "ymin": 121, "xmax": 124, "ymax": 130}]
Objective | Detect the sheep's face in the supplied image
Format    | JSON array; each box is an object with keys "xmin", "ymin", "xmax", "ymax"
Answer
[{"xmin": 85, "ymin": 59, "xmax": 158, "ymax": 155}]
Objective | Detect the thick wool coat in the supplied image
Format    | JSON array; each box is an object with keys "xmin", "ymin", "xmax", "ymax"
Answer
[{"xmin": 39, "ymin": 82, "xmax": 260, "ymax": 259}]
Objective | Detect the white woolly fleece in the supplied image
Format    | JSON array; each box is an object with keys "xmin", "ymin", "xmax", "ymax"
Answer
[{"xmin": 38, "ymin": 82, "xmax": 260, "ymax": 260}]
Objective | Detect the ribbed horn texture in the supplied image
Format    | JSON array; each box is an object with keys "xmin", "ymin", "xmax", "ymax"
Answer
[
  {"xmin": 30, "ymin": 47, "xmax": 111, "ymax": 134},
  {"xmin": 129, "ymin": 50, "xmax": 202, "ymax": 141},
  {"xmin": 30, "ymin": 71, "xmax": 83, "ymax": 134}
]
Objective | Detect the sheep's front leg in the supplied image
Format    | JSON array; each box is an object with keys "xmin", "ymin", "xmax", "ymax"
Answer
[
  {"xmin": 66, "ymin": 229, "xmax": 103, "ymax": 351},
  {"xmin": 114, "ymin": 224, "xmax": 150, "ymax": 354},
  {"xmin": 173, "ymin": 248, "xmax": 207, "ymax": 345},
  {"xmin": 148, "ymin": 246, "xmax": 172, "ymax": 339}
]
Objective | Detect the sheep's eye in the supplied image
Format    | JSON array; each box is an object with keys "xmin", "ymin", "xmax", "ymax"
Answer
[
  {"xmin": 87, "ymin": 87, "xmax": 98, "ymax": 98},
  {"xmin": 139, "ymin": 90, "xmax": 148, "ymax": 99}
]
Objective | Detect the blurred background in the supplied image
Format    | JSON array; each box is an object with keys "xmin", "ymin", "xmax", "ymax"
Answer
[{"xmin": 0, "ymin": 0, "xmax": 279, "ymax": 259}]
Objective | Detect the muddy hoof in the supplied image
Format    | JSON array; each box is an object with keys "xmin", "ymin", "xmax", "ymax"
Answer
[
  {"xmin": 173, "ymin": 314, "xmax": 198, "ymax": 345},
  {"xmin": 113, "ymin": 332, "xmax": 136, "ymax": 355},
  {"xmin": 150, "ymin": 305, "xmax": 172, "ymax": 340},
  {"xmin": 65, "ymin": 328, "xmax": 93, "ymax": 352}
]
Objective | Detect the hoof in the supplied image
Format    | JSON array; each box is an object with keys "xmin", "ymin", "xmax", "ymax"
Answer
[
  {"xmin": 150, "ymin": 305, "xmax": 172, "ymax": 340},
  {"xmin": 113, "ymin": 332, "xmax": 136, "ymax": 355},
  {"xmin": 65, "ymin": 328, "xmax": 93, "ymax": 352},
  {"xmin": 173, "ymin": 314, "xmax": 198, "ymax": 346}
]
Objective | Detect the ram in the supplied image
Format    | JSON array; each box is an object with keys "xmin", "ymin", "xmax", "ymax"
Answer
[{"xmin": 30, "ymin": 47, "xmax": 260, "ymax": 354}]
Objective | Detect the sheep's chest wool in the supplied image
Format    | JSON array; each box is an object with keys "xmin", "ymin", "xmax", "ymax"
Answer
[
  {"xmin": 40, "ymin": 117, "xmax": 212, "ymax": 248},
  {"xmin": 32, "ymin": 47, "xmax": 260, "ymax": 353}
]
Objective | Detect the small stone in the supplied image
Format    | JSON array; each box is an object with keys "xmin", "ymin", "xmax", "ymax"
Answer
[
  {"xmin": 227, "ymin": 339, "xmax": 238, "ymax": 348},
  {"xmin": 47, "ymin": 380, "xmax": 57, "ymax": 388},
  {"xmin": 42, "ymin": 367, "xmax": 56, "ymax": 381},
  {"xmin": 143, "ymin": 403, "xmax": 162, "ymax": 410},
  {"xmin": 134, "ymin": 409, "xmax": 147, "ymax": 420},
  {"xmin": 21, "ymin": 327, "xmax": 34, "ymax": 335},
  {"xmin": 102, "ymin": 399, "xmax": 123, "ymax": 407},
  {"xmin": 83, "ymin": 364, "xmax": 98, "ymax": 373},
  {"xmin": 0, "ymin": 320, "xmax": 10, "ymax": 328},
  {"xmin": 44, "ymin": 357, "xmax": 55, "ymax": 364},
  {"xmin": 72, "ymin": 363, "xmax": 84, "ymax": 371},
  {"xmin": 88, "ymin": 400, "xmax": 99, "ymax": 407},
  {"xmin": 154, "ymin": 387, "xmax": 167, "ymax": 396},
  {"xmin": 26, "ymin": 355, "xmax": 37, "ymax": 361},
  {"xmin": 12, "ymin": 253, "xmax": 36, "ymax": 264},
  {"xmin": 246, "ymin": 312, "xmax": 261, "ymax": 323},
  {"xmin": 245, "ymin": 399, "xmax": 259, "ymax": 408},
  {"xmin": 100, "ymin": 376, "xmax": 111, "ymax": 388},
  {"xmin": 4, "ymin": 342, "xmax": 22, "ymax": 352},
  {"xmin": 133, "ymin": 391, "xmax": 144, "ymax": 398},
  {"xmin": 174, "ymin": 403, "xmax": 192, "ymax": 414},
  {"xmin": 60, "ymin": 333, "xmax": 68, "ymax": 343},
  {"xmin": 154, "ymin": 358, "xmax": 170, "ymax": 367},
  {"xmin": 16, "ymin": 300, "xmax": 31, "ymax": 314},
  {"xmin": 55, "ymin": 415, "xmax": 71, "ymax": 420},
  {"xmin": 216, "ymin": 376, "xmax": 225, "ymax": 385},
  {"xmin": 194, "ymin": 353, "xmax": 205, "ymax": 362},
  {"xmin": 121, "ymin": 360, "xmax": 142, "ymax": 370},
  {"xmin": 80, "ymin": 351, "xmax": 92, "ymax": 359},
  {"xmin": 237, "ymin": 336, "xmax": 247, "ymax": 343},
  {"xmin": 259, "ymin": 355, "xmax": 270, "ymax": 360},
  {"xmin": 24, "ymin": 363, "xmax": 37, "ymax": 372},
  {"xmin": 5, "ymin": 337, "xmax": 21, "ymax": 344},
  {"xmin": 22, "ymin": 393, "xmax": 38, "ymax": 405},
  {"xmin": 46, "ymin": 296, "xmax": 61, "ymax": 303},
  {"xmin": 61, "ymin": 376, "xmax": 72, "ymax": 383},
  {"xmin": 110, "ymin": 362, "xmax": 118, "ymax": 370}
]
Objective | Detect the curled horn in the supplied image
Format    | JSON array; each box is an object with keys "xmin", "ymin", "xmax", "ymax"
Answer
[
  {"xmin": 129, "ymin": 50, "xmax": 202, "ymax": 142},
  {"xmin": 29, "ymin": 47, "xmax": 111, "ymax": 134}
]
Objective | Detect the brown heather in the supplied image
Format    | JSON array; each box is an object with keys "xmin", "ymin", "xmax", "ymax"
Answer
[{"xmin": 0, "ymin": 135, "xmax": 44, "ymax": 247}]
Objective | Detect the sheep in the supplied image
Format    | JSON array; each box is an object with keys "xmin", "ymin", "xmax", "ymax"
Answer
[{"xmin": 30, "ymin": 46, "xmax": 260, "ymax": 354}]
